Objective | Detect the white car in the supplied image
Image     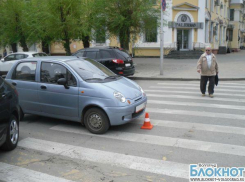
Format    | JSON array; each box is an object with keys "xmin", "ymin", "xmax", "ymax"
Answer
[{"xmin": 0, "ymin": 52, "xmax": 47, "ymax": 76}]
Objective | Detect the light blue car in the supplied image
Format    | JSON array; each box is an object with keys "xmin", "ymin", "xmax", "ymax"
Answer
[{"xmin": 5, "ymin": 56, "xmax": 147, "ymax": 134}]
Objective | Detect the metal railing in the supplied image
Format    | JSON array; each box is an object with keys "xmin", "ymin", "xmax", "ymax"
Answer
[
  {"xmin": 193, "ymin": 42, "xmax": 206, "ymax": 51},
  {"xmin": 164, "ymin": 42, "xmax": 177, "ymax": 55}
]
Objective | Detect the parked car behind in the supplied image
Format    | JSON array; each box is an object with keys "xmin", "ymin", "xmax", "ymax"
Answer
[
  {"xmin": 0, "ymin": 76, "xmax": 20, "ymax": 151},
  {"xmin": 0, "ymin": 52, "xmax": 47, "ymax": 76},
  {"xmin": 72, "ymin": 47, "xmax": 135, "ymax": 76},
  {"xmin": 5, "ymin": 56, "xmax": 146, "ymax": 134}
]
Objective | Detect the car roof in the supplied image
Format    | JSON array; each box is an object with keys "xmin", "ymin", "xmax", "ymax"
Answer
[
  {"xmin": 7, "ymin": 52, "xmax": 46, "ymax": 56},
  {"xmin": 18, "ymin": 56, "xmax": 83, "ymax": 63}
]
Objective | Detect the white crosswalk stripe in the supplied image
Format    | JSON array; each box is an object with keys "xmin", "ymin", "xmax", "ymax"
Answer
[
  {"xmin": 132, "ymin": 119, "xmax": 245, "ymax": 135},
  {"xmin": 18, "ymin": 138, "xmax": 190, "ymax": 179},
  {"xmin": 0, "ymin": 162, "xmax": 73, "ymax": 182},
  {"xmin": 147, "ymin": 93, "xmax": 245, "ymax": 103},
  {"xmin": 150, "ymin": 86, "xmax": 245, "ymax": 93},
  {"xmin": 157, "ymin": 82, "xmax": 245, "ymax": 89},
  {"xmin": 50, "ymin": 125, "xmax": 245, "ymax": 157},
  {"xmin": 147, "ymin": 100, "xmax": 245, "ymax": 110},
  {"xmin": 145, "ymin": 89, "xmax": 245, "ymax": 97},
  {"xmin": 146, "ymin": 107, "xmax": 245, "ymax": 120}
]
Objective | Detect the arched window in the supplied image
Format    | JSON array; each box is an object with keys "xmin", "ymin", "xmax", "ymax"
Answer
[{"xmin": 177, "ymin": 14, "xmax": 191, "ymax": 23}]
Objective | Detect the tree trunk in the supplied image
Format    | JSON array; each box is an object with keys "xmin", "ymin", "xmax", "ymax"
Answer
[
  {"xmin": 41, "ymin": 40, "xmax": 50, "ymax": 55},
  {"xmin": 11, "ymin": 43, "xmax": 18, "ymax": 52},
  {"xmin": 119, "ymin": 27, "xmax": 130, "ymax": 50},
  {"xmin": 82, "ymin": 36, "xmax": 90, "ymax": 48},
  {"xmin": 63, "ymin": 38, "xmax": 71, "ymax": 56},
  {"xmin": 19, "ymin": 36, "xmax": 29, "ymax": 52}
]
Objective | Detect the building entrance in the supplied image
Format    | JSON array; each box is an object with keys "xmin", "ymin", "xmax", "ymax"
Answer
[{"xmin": 177, "ymin": 29, "xmax": 189, "ymax": 50}]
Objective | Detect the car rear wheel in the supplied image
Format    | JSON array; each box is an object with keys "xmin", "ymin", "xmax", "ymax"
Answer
[
  {"xmin": 84, "ymin": 108, "xmax": 109, "ymax": 134},
  {"xmin": 1, "ymin": 115, "xmax": 19, "ymax": 151}
]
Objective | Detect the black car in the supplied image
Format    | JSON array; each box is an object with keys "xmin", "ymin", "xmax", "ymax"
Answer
[
  {"xmin": 72, "ymin": 47, "xmax": 135, "ymax": 76},
  {"xmin": 0, "ymin": 76, "xmax": 20, "ymax": 151}
]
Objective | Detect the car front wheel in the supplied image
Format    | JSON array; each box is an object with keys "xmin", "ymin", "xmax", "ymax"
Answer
[
  {"xmin": 84, "ymin": 108, "xmax": 110, "ymax": 134},
  {"xmin": 1, "ymin": 115, "xmax": 19, "ymax": 151}
]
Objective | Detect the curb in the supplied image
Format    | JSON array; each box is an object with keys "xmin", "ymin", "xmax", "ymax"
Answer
[{"xmin": 129, "ymin": 77, "xmax": 245, "ymax": 81}]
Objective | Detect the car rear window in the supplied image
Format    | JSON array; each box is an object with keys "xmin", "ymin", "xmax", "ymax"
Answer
[
  {"xmin": 32, "ymin": 53, "xmax": 47, "ymax": 57},
  {"xmin": 114, "ymin": 49, "xmax": 130, "ymax": 59}
]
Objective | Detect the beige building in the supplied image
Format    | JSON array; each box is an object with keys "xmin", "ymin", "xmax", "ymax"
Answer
[{"xmin": 228, "ymin": 0, "xmax": 245, "ymax": 52}]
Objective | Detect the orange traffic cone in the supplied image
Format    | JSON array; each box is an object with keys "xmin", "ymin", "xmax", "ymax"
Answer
[{"xmin": 141, "ymin": 112, "xmax": 153, "ymax": 130}]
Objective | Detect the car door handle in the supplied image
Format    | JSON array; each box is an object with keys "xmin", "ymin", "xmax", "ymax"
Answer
[
  {"xmin": 12, "ymin": 82, "xmax": 17, "ymax": 86},
  {"xmin": 40, "ymin": 85, "xmax": 47, "ymax": 89},
  {"xmin": 2, "ymin": 94, "xmax": 6, "ymax": 98}
]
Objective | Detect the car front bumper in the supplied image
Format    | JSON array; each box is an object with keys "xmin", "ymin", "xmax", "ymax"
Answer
[{"xmin": 103, "ymin": 96, "xmax": 147, "ymax": 126}]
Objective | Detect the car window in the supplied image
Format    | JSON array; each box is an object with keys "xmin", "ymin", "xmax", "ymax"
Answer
[
  {"xmin": 4, "ymin": 54, "xmax": 15, "ymax": 61},
  {"xmin": 75, "ymin": 50, "xmax": 85, "ymax": 57},
  {"xmin": 100, "ymin": 50, "xmax": 114, "ymax": 59},
  {"xmin": 32, "ymin": 53, "xmax": 47, "ymax": 57},
  {"xmin": 114, "ymin": 49, "xmax": 131, "ymax": 59},
  {"xmin": 12, "ymin": 62, "xmax": 37, "ymax": 81},
  {"xmin": 85, "ymin": 51, "xmax": 97, "ymax": 59},
  {"xmin": 15, "ymin": 54, "xmax": 26, "ymax": 60},
  {"xmin": 41, "ymin": 62, "xmax": 77, "ymax": 86}
]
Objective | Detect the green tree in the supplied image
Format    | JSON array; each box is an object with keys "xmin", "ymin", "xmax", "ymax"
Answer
[
  {"xmin": 100, "ymin": 0, "xmax": 160, "ymax": 50},
  {"xmin": 34, "ymin": 0, "xmax": 92, "ymax": 55},
  {"xmin": 0, "ymin": 0, "xmax": 30, "ymax": 52}
]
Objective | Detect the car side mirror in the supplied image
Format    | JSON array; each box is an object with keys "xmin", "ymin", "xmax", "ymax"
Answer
[{"xmin": 57, "ymin": 78, "xmax": 69, "ymax": 89}]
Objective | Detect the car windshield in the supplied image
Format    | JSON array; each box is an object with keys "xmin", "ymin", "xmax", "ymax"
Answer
[{"xmin": 66, "ymin": 58, "xmax": 120, "ymax": 82}]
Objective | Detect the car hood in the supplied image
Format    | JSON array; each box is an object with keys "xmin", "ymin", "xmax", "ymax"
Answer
[{"xmin": 101, "ymin": 77, "xmax": 142, "ymax": 99}]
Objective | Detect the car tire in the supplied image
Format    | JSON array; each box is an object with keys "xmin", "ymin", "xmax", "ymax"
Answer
[
  {"xmin": 84, "ymin": 108, "xmax": 110, "ymax": 134},
  {"xmin": 1, "ymin": 115, "xmax": 19, "ymax": 151}
]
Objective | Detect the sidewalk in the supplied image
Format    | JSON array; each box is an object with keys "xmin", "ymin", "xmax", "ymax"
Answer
[{"xmin": 129, "ymin": 50, "xmax": 245, "ymax": 81}]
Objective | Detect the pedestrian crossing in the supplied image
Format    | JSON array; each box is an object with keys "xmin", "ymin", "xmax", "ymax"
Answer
[{"xmin": 1, "ymin": 80, "xmax": 245, "ymax": 182}]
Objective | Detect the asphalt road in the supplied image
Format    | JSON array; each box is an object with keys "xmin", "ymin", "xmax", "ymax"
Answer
[{"xmin": 1, "ymin": 80, "xmax": 245, "ymax": 182}]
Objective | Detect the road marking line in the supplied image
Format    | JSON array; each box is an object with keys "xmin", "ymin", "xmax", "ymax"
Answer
[
  {"xmin": 147, "ymin": 94, "xmax": 245, "ymax": 103},
  {"xmin": 0, "ymin": 162, "xmax": 73, "ymax": 182},
  {"xmin": 157, "ymin": 83, "xmax": 245, "ymax": 89},
  {"xmin": 50, "ymin": 125, "xmax": 245, "ymax": 157},
  {"xmin": 150, "ymin": 86, "xmax": 245, "ymax": 93},
  {"xmin": 18, "ymin": 138, "xmax": 189, "ymax": 179},
  {"xmin": 160, "ymin": 82, "xmax": 245, "ymax": 86},
  {"xmin": 133, "ymin": 119, "xmax": 245, "ymax": 135},
  {"xmin": 145, "ymin": 90, "xmax": 245, "ymax": 97},
  {"xmin": 148, "ymin": 100, "xmax": 245, "ymax": 110},
  {"xmin": 146, "ymin": 107, "xmax": 245, "ymax": 120}
]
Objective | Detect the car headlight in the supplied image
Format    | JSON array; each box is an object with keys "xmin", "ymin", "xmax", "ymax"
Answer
[
  {"xmin": 114, "ymin": 91, "xmax": 126, "ymax": 103},
  {"xmin": 139, "ymin": 86, "xmax": 144, "ymax": 94}
]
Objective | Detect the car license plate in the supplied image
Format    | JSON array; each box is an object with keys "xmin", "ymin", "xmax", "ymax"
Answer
[
  {"xmin": 135, "ymin": 102, "xmax": 146, "ymax": 113},
  {"xmin": 125, "ymin": 63, "xmax": 131, "ymax": 67}
]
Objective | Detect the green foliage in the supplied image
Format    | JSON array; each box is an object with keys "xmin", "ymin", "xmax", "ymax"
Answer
[
  {"xmin": 100, "ymin": 0, "xmax": 161, "ymax": 50},
  {"xmin": 0, "ymin": 0, "xmax": 30, "ymax": 51},
  {"xmin": 0, "ymin": 0, "xmax": 161, "ymax": 54}
]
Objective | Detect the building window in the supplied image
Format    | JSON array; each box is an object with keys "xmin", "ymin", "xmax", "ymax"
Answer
[
  {"xmin": 228, "ymin": 30, "xmax": 233, "ymax": 41},
  {"xmin": 210, "ymin": 23, "xmax": 214, "ymax": 43},
  {"xmin": 211, "ymin": 0, "xmax": 214, "ymax": 12},
  {"xmin": 230, "ymin": 9, "xmax": 234, "ymax": 21},
  {"xmin": 205, "ymin": 21, "xmax": 209, "ymax": 43},
  {"xmin": 145, "ymin": 18, "xmax": 157, "ymax": 42}
]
